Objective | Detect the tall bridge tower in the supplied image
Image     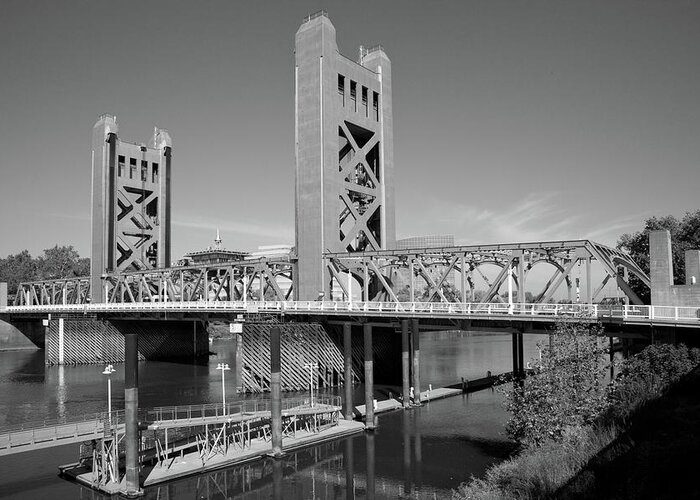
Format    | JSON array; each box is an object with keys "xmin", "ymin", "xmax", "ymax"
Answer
[
  {"xmin": 91, "ymin": 114, "xmax": 172, "ymax": 302},
  {"xmin": 294, "ymin": 12, "xmax": 395, "ymax": 300}
]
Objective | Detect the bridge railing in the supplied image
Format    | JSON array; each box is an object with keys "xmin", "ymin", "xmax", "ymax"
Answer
[{"xmin": 5, "ymin": 301, "xmax": 700, "ymax": 323}]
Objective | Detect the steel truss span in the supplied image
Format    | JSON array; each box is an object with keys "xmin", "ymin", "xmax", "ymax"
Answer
[
  {"xmin": 13, "ymin": 257, "xmax": 294, "ymax": 307},
  {"xmin": 12, "ymin": 240, "xmax": 649, "ymax": 308},
  {"xmin": 325, "ymin": 239, "xmax": 650, "ymax": 305}
]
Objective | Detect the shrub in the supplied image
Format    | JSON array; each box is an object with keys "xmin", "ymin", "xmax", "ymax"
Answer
[
  {"xmin": 607, "ymin": 343, "xmax": 700, "ymax": 420},
  {"xmin": 499, "ymin": 322, "xmax": 610, "ymax": 447}
]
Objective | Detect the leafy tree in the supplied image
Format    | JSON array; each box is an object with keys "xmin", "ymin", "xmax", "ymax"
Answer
[
  {"xmin": 617, "ymin": 211, "xmax": 700, "ymax": 303},
  {"xmin": 0, "ymin": 245, "xmax": 90, "ymax": 296},
  {"xmin": 0, "ymin": 250, "xmax": 38, "ymax": 295},
  {"xmin": 37, "ymin": 245, "xmax": 88, "ymax": 280},
  {"xmin": 499, "ymin": 321, "xmax": 610, "ymax": 447}
]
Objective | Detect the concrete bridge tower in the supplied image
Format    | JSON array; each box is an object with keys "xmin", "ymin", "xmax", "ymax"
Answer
[
  {"xmin": 294, "ymin": 12, "xmax": 396, "ymax": 300},
  {"xmin": 91, "ymin": 114, "xmax": 172, "ymax": 302}
]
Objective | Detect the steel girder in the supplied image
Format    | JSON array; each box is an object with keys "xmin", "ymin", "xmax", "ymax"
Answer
[{"xmin": 324, "ymin": 239, "xmax": 650, "ymax": 305}]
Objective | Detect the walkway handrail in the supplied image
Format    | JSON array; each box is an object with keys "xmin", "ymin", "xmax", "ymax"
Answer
[{"xmin": 0, "ymin": 410, "xmax": 124, "ymax": 435}]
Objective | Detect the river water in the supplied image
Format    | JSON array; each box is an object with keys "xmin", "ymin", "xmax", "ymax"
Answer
[{"xmin": 0, "ymin": 331, "xmax": 542, "ymax": 499}]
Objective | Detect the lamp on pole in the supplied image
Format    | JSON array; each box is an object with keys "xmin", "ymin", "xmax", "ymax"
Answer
[
  {"xmin": 216, "ymin": 363, "xmax": 230, "ymax": 415},
  {"xmin": 303, "ymin": 362, "xmax": 319, "ymax": 407},
  {"xmin": 102, "ymin": 364, "xmax": 116, "ymax": 423}
]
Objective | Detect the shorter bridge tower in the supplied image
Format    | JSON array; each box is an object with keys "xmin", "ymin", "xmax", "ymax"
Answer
[{"xmin": 91, "ymin": 115, "xmax": 172, "ymax": 302}]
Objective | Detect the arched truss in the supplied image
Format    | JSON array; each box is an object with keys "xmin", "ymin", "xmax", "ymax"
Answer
[
  {"xmin": 324, "ymin": 239, "xmax": 650, "ymax": 305},
  {"xmin": 13, "ymin": 258, "xmax": 295, "ymax": 306}
]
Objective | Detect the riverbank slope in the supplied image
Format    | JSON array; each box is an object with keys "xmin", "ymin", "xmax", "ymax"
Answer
[{"xmin": 559, "ymin": 366, "xmax": 700, "ymax": 499}]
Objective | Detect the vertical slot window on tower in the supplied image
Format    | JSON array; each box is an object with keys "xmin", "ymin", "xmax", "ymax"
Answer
[
  {"xmin": 337, "ymin": 74, "xmax": 345, "ymax": 107},
  {"xmin": 118, "ymin": 155, "xmax": 125, "ymax": 177},
  {"xmin": 129, "ymin": 158, "xmax": 136, "ymax": 179},
  {"xmin": 141, "ymin": 160, "xmax": 148, "ymax": 182},
  {"xmin": 362, "ymin": 86, "xmax": 368, "ymax": 117},
  {"xmin": 152, "ymin": 163, "xmax": 159, "ymax": 183},
  {"xmin": 350, "ymin": 80, "xmax": 356, "ymax": 111},
  {"xmin": 373, "ymin": 92, "xmax": 379, "ymax": 121}
]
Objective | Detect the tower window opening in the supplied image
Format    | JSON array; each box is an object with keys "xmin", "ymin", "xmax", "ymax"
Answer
[
  {"xmin": 129, "ymin": 158, "xmax": 136, "ymax": 179},
  {"xmin": 362, "ymin": 86, "xmax": 368, "ymax": 117},
  {"xmin": 141, "ymin": 160, "xmax": 148, "ymax": 182},
  {"xmin": 338, "ymin": 74, "xmax": 345, "ymax": 107},
  {"xmin": 152, "ymin": 163, "xmax": 159, "ymax": 183},
  {"xmin": 373, "ymin": 92, "xmax": 379, "ymax": 121},
  {"xmin": 118, "ymin": 155, "xmax": 125, "ymax": 177},
  {"xmin": 350, "ymin": 81, "xmax": 356, "ymax": 111}
]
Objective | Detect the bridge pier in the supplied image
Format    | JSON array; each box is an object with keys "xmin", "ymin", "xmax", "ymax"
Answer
[
  {"xmin": 270, "ymin": 326, "xmax": 283, "ymax": 456},
  {"xmin": 401, "ymin": 319, "xmax": 410, "ymax": 408},
  {"xmin": 343, "ymin": 323, "xmax": 353, "ymax": 420},
  {"xmin": 364, "ymin": 323, "xmax": 375, "ymax": 430},
  {"xmin": 123, "ymin": 332, "xmax": 141, "ymax": 497},
  {"xmin": 411, "ymin": 319, "xmax": 421, "ymax": 405}
]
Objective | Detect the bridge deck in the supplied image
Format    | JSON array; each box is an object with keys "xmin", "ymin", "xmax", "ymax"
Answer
[{"xmin": 6, "ymin": 301, "xmax": 700, "ymax": 327}]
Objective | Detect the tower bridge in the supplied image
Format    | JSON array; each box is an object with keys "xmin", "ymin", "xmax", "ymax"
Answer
[{"xmin": 1, "ymin": 11, "xmax": 699, "ymax": 497}]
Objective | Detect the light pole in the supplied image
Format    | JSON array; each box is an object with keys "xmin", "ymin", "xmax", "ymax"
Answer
[
  {"xmin": 303, "ymin": 362, "xmax": 319, "ymax": 406},
  {"xmin": 102, "ymin": 364, "xmax": 116, "ymax": 423},
  {"xmin": 216, "ymin": 363, "xmax": 230, "ymax": 414}
]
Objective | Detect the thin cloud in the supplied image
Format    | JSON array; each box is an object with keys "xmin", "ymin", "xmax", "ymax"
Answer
[{"xmin": 173, "ymin": 216, "xmax": 294, "ymax": 241}]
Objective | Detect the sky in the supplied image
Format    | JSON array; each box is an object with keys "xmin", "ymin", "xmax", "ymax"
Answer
[{"xmin": 0, "ymin": 0, "xmax": 698, "ymax": 261}]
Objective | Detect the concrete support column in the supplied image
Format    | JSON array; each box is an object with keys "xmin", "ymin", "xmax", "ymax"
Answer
[
  {"xmin": 343, "ymin": 323, "xmax": 353, "ymax": 420},
  {"xmin": 270, "ymin": 326, "xmax": 283, "ymax": 456},
  {"xmin": 401, "ymin": 319, "xmax": 410, "ymax": 408},
  {"xmin": 363, "ymin": 323, "xmax": 375, "ymax": 430},
  {"xmin": 411, "ymin": 319, "xmax": 421, "ymax": 405},
  {"xmin": 124, "ymin": 332, "xmax": 140, "ymax": 497},
  {"xmin": 512, "ymin": 331, "xmax": 519, "ymax": 377}
]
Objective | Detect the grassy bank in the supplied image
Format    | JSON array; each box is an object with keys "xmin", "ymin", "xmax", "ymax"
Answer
[{"xmin": 452, "ymin": 342, "xmax": 700, "ymax": 500}]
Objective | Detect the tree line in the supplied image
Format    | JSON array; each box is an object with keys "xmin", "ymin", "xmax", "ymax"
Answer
[{"xmin": 0, "ymin": 246, "xmax": 90, "ymax": 296}]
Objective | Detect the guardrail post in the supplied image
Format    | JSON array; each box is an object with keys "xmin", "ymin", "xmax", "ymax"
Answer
[
  {"xmin": 675, "ymin": 307, "xmax": 679, "ymax": 321},
  {"xmin": 270, "ymin": 326, "xmax": 283, "ymax": 456}
]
